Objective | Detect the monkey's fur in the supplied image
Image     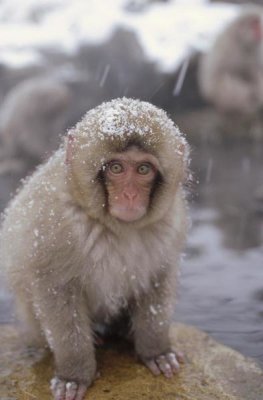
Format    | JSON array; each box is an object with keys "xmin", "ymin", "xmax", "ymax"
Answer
[
  {"xmin": 0, "ymin": 77, "xmax": 71, "ymax": 170},
  {"xmin": 198, "ymin": 7, "xmax": 263, "ymax": 114},
  {"xmin": 0, "ymin": 98, "xmax": 189, "ymax": 392}
]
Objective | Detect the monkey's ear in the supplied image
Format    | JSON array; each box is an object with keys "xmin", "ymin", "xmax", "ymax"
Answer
[{"xmin": 65, "ymin": 133, "xmax": 75, "ymax": 165}]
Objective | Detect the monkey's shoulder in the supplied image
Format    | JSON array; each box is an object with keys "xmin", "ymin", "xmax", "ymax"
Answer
[
  {"xmin": 0, "ymin": 152, "xmax": 67, "ymax": 248},
  {"xmin": 2, "ymin": 151, "xmax": 65, "ymax": 215}
]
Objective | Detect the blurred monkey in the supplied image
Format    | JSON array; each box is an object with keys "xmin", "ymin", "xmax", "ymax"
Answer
[
  {"xmin": 0, "ymin": 98, "xmax": 189, "ymax": 400},
  {"xmin": 0, "ymin": 77, "xmax": 71, "ymax": 172},
  {"xmin": 198, "ymin": 8, "xmax": 263, "ymax": 114}
]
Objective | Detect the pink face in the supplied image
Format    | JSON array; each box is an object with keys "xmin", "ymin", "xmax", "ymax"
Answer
[
  {"xmin": 104, "ymin": 148, "xmax": 160, "ymax": 222},
  {"xmin": 243, "ymin": 16, "xmax": 263, "ymax": 43},
  {"xmin": 250, "ymin": 16, "xmax": 262, "ymax": 41}
]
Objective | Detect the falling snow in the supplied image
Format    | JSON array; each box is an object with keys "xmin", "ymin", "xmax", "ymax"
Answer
[{"xmin": 150, "ymin": 305, "xmax": 158, "ymax": 315}]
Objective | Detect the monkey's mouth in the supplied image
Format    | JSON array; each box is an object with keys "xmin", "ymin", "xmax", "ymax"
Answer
[{"xmin": 110, "ymin": 205, "xmax": 146, "ymax": 222}]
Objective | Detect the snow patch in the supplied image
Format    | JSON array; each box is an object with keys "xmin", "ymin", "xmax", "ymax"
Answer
[{"xmin": 0, "ymin": 0, "xmax": 239, "ymax": 71}]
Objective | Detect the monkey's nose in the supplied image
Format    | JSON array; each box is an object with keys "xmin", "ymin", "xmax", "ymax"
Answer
[{"xmin": 123, "ymin": 190, "xmax": 137, "ymax": 201}]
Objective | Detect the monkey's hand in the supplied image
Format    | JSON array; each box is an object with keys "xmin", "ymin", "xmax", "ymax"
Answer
[
  {"xmin": 50, "ymin": 377, "xmax": 87, "ymax": 400},
  {"xmin": 141, "ymin": 350, "xmax": 184, "ymax": 379}
]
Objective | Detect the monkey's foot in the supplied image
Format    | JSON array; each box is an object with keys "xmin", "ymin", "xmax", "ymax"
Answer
[
  {"xmin": 50, "ymin": 377, "xmax": 87, "ymax": 400},
  {"xmin": 142, "ymin": 351, "xmax": 184, "ymax": 379}
]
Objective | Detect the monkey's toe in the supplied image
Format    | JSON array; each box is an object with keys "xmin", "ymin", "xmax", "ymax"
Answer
[
  {"xmin": 50, "ymin": 377, "xmax": 87, "ymax": 400},
  {"xmin": 143, "ymin": 350, "xmax": 183, "ymax": 379},
  {"xmin": 143, "ymin": 358, "xmax": 161, "ymax": 376}
]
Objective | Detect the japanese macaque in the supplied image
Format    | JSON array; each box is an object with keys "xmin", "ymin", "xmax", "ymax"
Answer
[
  {"xmin": 198, "ymin": 8, "xmax": 263, "ymax": 114},
  {"xmin": 0, "ymin": 98, "xmax": 189, "ymax": 400},
  {"xmin": 0, "ymin": 77, "xmax": 71, "ymax": 173}
]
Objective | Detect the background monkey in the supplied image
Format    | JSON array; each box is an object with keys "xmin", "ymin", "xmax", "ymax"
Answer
[
  {"xmin": 0, "ymin": 98, "xmax": 189, "ymax": 400},
  {"xmin": 0, "ymin": 77, "xmax": 71, "ymax": 171},
  {"xmin": 198, "ymin": 8, "xmax": 263, "ymax": 114}
]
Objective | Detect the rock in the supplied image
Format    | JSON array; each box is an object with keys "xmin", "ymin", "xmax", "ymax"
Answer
[{"xmin": 0, "ymin": 323, "xmax": 262, "ymax": 400}]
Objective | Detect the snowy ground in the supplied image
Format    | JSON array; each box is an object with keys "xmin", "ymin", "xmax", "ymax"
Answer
[{"xmin": 0, "ymin": 0, "xmax": 238, "ymax": 70}]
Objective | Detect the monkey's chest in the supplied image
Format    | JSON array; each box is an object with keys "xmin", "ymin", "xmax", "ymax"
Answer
[{"xmin": 83, "ymin": 231, "xmax": 168, "ymax": 320}]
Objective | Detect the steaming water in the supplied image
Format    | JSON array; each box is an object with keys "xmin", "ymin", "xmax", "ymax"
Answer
[{"xmin": 177, "ymin": 141, "xmax": 263, "ymax": 365}]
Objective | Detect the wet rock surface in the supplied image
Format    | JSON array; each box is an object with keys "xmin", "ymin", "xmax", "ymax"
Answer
[{"xmin": 1, "ymin": 323, "xmax": 262, "ymax": 400}]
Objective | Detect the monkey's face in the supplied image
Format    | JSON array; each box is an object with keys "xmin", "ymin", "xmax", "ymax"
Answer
[
  {"xmin": 103, "ymin": 147, "xmax": 160, "ymax": 222},
  {"xmin": 66, "ymin": 98, "xmax": 189, "ymax": 227},
  {"xmin": 250, "ymin": 16, "xmax": 263, "ymax": 42},
  {"xmin": 238, "ymin": 15, "xmax": 263, "ymax": 46}
]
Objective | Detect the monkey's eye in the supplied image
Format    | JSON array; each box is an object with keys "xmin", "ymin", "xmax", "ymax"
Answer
[
  {"xmin": 109, "ymin": 162, "xmax": 124, "ymax": 174},
  {"xmin": 137, "ymin": 163, "xmax": 152, "ymax": 175}
]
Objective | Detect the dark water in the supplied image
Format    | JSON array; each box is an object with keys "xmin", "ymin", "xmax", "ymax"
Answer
[
  {"xmin": 0, "ymin": 141, "xmax": 262, "ymax": 365},
  {"xmin": 177, "ymin": 141, "xmax": 263, "ymax": 365}
]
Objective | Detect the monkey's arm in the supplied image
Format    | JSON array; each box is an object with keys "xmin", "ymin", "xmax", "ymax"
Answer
[
  {"xmin": 132, "ymin": 269, "xmax": 183, "ymax": 378},
  {"xmin": 209, "ymin": 73, "xmax": 261, "ymax": 114},
  {"xmin": 32, "ymin": 278, "xmax": 96, "ymax": 400}
]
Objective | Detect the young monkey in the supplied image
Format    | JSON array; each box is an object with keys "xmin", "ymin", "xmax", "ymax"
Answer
[{"xmin": 0, "ymin": 98, "xmax": 189, "ymax": 400}]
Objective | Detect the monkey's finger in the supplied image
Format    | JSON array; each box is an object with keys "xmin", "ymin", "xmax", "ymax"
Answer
[
  {"xmin": 167, "ymin": 352, "xmax": 180, "ymax": 373},
  {"xmin": 75, "ymin": 384, "xmax": 88, "ymax": 400},
  {"xmin": 65, "ymin": 381, "xmax": 78, "ymax": 400},
  {"xmin": 174, "ymin": 350, "xmax": 185, "ymax": 363},
  {"xmin": 50, "ymin": 377, "xmax": 66, "ymax": 400},
  {"xmin": 144, "ymin": 358, "xmax": 161, "ymax": 376},
  {"xmin": 156, "ymin": 355, "xmax": 173, "ymax": 378}
]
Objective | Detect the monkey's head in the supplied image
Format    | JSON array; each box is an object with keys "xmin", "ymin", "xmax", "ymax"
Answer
[
  {"xmin": 233, "ymin": 9, "xmax": 263, "ymax": 47},
  {"xmin": 65, "ymin": 98, "xmax": 189, "ymax": 228}
]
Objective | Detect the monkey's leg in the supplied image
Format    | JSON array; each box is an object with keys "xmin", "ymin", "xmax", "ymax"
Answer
[
  {"xmin": 132, "ymin": 276, "xmax": 183, "ymax": 378},
  {"xmin": 14, "ymin": 291, "xmax": 47, "ymax": 350},
  {"xmin": 32, "ymin": 281, "xmax": 96, "ymax": 400}
]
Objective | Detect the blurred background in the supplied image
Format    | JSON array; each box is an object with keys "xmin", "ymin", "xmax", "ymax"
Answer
[{"xmin": 0, "ymin": 0, "xmax": 262, "ymax": 366}]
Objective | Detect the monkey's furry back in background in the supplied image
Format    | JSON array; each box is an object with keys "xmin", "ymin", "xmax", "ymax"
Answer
[{"xmin": 0, "ymin": 98, "xmax": 189, "ymax": 399}]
